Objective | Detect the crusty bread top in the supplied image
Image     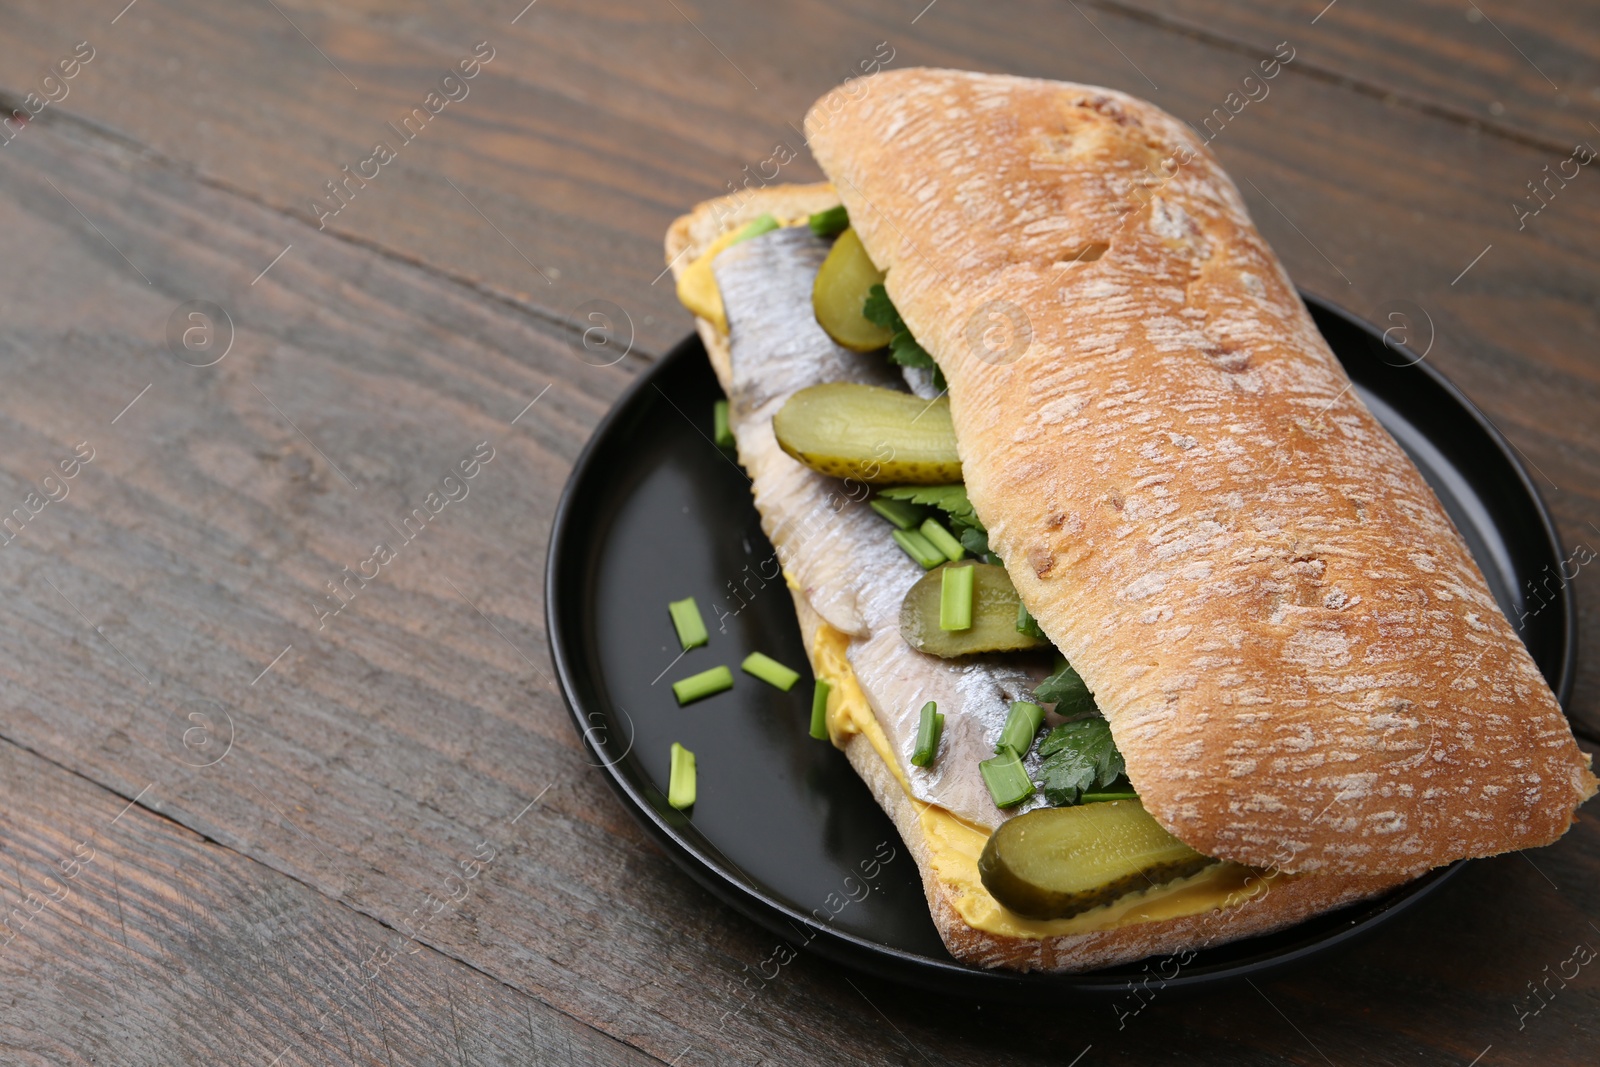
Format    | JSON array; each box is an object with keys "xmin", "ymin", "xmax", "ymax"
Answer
[{"xmin": 805, "ymin": 68, "xmax": 1595, "ymax": 876}]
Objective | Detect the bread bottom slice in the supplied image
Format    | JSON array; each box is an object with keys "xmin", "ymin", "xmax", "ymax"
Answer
[{"xmin": 667, "ymin": 183, "xmax": 1417, "ymax": 973}]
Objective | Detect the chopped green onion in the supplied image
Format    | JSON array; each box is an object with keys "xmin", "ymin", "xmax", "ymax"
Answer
[
  {"xmin": 911, "ymin": 701, "xmax": 945, "ymax": 767},
  {"xmin": 939, "ymin": 563, "xmax": 974, "ymax": 631},
  {"xmin": 1079, "ymin": 789, "xmax": 1139, "ymax": 804},
  {"xmin": 668, "ymin": 597, "xmax": 709, "ymax": 650},
  {"xmin": 870, "ymin": 496, "xmax": 926, "ymax": 530},
  {"xmin": 713, "ymin": 399, "xmax": 735, "ymax": 448},
  {"xmin": 810, "ymin": 678, "xmax": 833, "ymax": 740},
  {"xmin": 892, "ymin": 528, "xmax": 944, "ymax": 569},
  {"xmin": 672, "ymin": 665, "xmax": 733, "ymax": 706},
  {"xmin": 808, "ymin": 205, "xmax": 849, "ymax": 237},
  {"xmin": 920, "ymin": 518, "xmax": 965, "ymax": 562},
  {"xmin": 741, "ymin": 651, "xmax": 800, "ymax": 692},
  {"xmin": 997, "ymin": 701, "xmax": 1045, "ymax": 756},
  {"xmin": 1015, "ymin": 600, "xmax": 1047, "ymax": 640},
  {"xmin": 668, "ymin": 742, "xmax": 697, "ymax": 809},
  {"xmin": 729, "ymin": 213, "xmax": 780, "ymax": 246},
  {"xmin": 980, "ymin": 748, "xmax": 1035, "ymax": 808}
]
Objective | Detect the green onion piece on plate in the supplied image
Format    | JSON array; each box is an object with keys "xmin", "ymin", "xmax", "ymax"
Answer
[
  {"xmin": 668, "ymin": 741, "xmax": 697, "ymax": 809},
  {"xmin": 911, "ymin": 701, "xmax": 945, "ymax": 767},
  {"xmin": 980, "ymin": 747, "xmax": 1035, "ymax": 808},
  {"xmin": 713, "ymin": 399, "xmax": 734, "ymax": 448},
  {"xmin": 892, "ymin": 528, "xmax": 945, "ymax": 569},
  {"xmin": 808, "ymin": 205, "xmax": 849, "ymax": 238},
  {"xmin": 667, "ymin": 596, "xmax": 709, "ymax": 650},
  {"xmin": 741, "ymin": 651, "xmax": 800, "ymax": 691},
  {"xmin": 996, "ymin": 701, "xmax": 1045, "ymax": 756},
  {"xmin": 672, "ymin": 665, "xmax": 733, "ymax": 706},
  {"xmin": 729, "ymin": 213, "xmax": 780, "ymax": 246},
  {"xmin": 869, "ymin": 496, "xmax": 925, "ymax": 530},
  {"xmin": 920, "ymin": 518, "xmax": 965, "ymax": 562},
  {"xmin": 939, "ymin": 563, "xmax": 974, "ymax": 631},
  {"xmin": 810, "ymin": 678, "xmax": 832, "ymax": 740}
]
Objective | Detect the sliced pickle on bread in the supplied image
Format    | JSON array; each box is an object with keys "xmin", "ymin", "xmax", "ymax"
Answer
[
  {"xmin": 901, "ymin": 561, "xmax": 1049, "ymax": 656},
  {"xmin": 812, "ymin": 227, "xmax": 892, "ymax": 351},
  {"xmin": 978, "ymin": 801, "xmax": 1215, "ymax": 920},
  {"xmin": 772, "ymin": 382, "xmax": 960, "ymax": 484}
]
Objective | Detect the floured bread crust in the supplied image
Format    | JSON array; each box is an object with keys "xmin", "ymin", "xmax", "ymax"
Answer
[{"xmin": 804, "ymin": 68, "xmax": 1594, "ymax": 876}]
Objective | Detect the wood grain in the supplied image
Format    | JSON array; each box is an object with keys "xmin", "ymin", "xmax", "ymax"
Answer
[
  {"xmin": 0, "ymin": 102, "xmax": 1591, "ymax": 1067},
  {"xmin": 0, "ymin": 0, "xmax": 1577, "ymax": 735},
  {"xmin": 0, "ymin": 740, "xmax": 664, "ymax": 1066},
  {"xmin": 0, "ymin": 2, "xmax": 1597, "ymax": 1064},
  {"xmin": 1101, "ymin": 0, "xmax": 1600, "ymax": 149},
  {"xmin": 0, "ymin": 119, "xmax": 1019, "ymax": 1067}
]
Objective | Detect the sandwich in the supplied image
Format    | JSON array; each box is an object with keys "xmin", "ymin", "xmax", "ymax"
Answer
[{"xmin": 663, "ymin": 68, "xmax": 1596, "ymax": 973}]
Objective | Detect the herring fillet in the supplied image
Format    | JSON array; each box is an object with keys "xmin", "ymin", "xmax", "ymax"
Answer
[
  {"xmin": 714, "ymin": 228, "xmax": 904, "ymax": 638},
  {"xmin": 713, "ymin": 227, "xmax": 1042, "ymax": 830}
]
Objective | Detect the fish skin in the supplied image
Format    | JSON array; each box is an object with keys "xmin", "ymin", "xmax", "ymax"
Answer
[
  {"xmin": 901, "ymin": 364, "xmax": 942, "ymax": 398},
  {"xmin": 715, "ymin": 228, "xmax": 903, "ymax": 637},
  {"xmin": 714, "ymin": 226, "xmax": 1044, "ymax": 830},
  {"xmin": 847, "ymin": 628, "xmax": 1046, "ymax": 827}
]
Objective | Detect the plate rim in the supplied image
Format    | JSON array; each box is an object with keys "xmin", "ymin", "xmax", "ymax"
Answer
[{"xmin": 545, "ymin": 294, "xmax": 1575, "ymax": 997}]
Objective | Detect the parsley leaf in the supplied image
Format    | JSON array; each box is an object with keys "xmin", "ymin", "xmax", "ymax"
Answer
[
  {"xmin": 861, "ymin": 284, "xmax": 900, "ymax": 332},
  {"xmin": 958, "ymin": 525, "xmax": 992, "ymax": 561},
  {"xmin": 1036, "ymin": 718, "xmax": 1126, "ymax": 806},
  {"xmin": 877, "ymin": 485, "xmax": 978, "ymax": 530},
  {"xmin": 863, "ymin": 284, "xmax": 946, "ymax": 392},
  {"xmin": 1033, "ymin": 658, "xmax": 1098, "ymax": 718},
  {"xmin": 878, "ymin": 484, "xmax": 997, "ymax": 561}
]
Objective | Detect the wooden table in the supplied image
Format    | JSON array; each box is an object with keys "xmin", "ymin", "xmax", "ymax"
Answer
[{"xmin": 2, "ymin": 2, "xmax": 1597, "ymax": 1063}]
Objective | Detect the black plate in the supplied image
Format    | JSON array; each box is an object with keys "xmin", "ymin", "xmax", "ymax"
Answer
[{"xmin": 546, "ymin": 294, "xmax": 1575, "ymax": 998}]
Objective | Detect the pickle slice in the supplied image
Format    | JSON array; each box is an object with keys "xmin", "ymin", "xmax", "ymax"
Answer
[
  {"xmin": 772, "ymin": 383, "xmax": 961, "ymax": 484},
  {"xmin": 900, "ymin": 562, "xmax": 1048, "ymax": 657},
  {"xmin": 978, "ymin": 801, "xmax": 1215, "ymax": 920},
  {"xmin": 812, "ymin": 228, "xmax": 892, "ymax": 351}
]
